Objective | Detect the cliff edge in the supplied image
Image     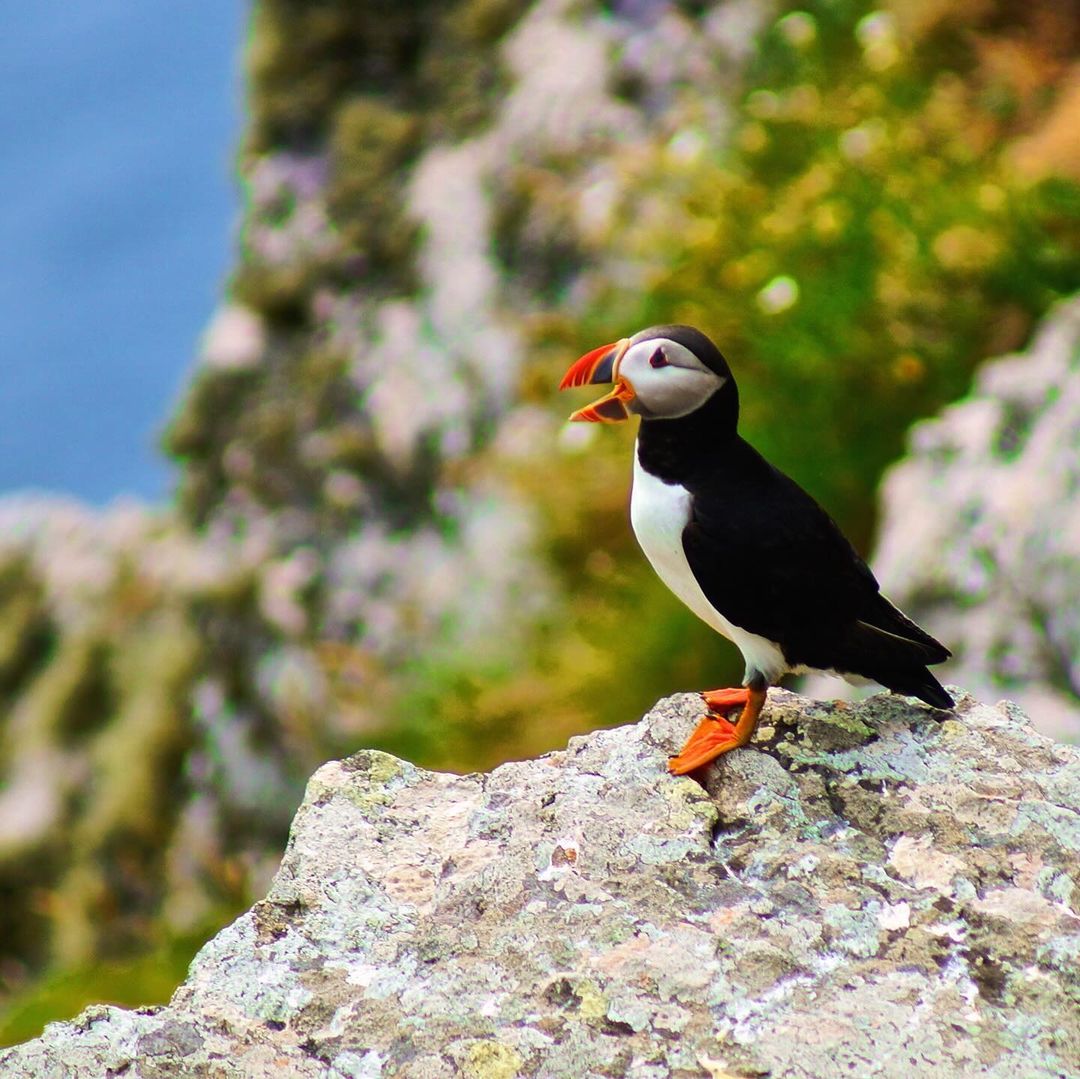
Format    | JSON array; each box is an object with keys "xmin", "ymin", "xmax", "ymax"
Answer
[{"xmin": 3, "ymin": 689, "xmax": 1078, "ymax": 1078}]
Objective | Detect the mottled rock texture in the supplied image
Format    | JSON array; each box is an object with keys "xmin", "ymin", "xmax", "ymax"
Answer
[
  {"xmin": 871, "ymin": 296, "xmax": 1080, "ymax": 742},
  {"xmin": 4, "ymin": 689, "xmax": 1078, "ymax": 1078}
]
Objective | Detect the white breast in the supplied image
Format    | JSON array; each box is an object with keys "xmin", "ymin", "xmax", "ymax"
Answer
[{"xmin": 629, "ymin": 444, "xmax": 789, "ymax": 685}]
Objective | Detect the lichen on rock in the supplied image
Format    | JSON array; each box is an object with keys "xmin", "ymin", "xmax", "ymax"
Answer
[{"xmin": 3, "ymin": 689, "xmax": 1077, "ymax": 1077}]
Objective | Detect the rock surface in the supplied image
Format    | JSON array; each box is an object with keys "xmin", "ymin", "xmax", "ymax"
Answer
[{"xmin": 3, "ymin": 689, "xmax": 1078, "ymax": 1078}]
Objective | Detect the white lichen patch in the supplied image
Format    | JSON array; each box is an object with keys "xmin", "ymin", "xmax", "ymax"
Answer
[{"xmin": 888, "ymin": 834, "xmax": 966, "ymax": 892}]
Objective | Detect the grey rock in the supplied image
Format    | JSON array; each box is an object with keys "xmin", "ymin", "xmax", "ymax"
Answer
[
  {"xmin": 3, "ymin": 688, "xmax": 1078, "ymax": 1078},
  {"xmin": 870, "ymin": 295, "xmax": 1080, "ymax": 741}
]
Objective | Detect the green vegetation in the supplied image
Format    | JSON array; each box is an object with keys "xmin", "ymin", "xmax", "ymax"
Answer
[
  {"xmin": 597, "ymin": 0, "xmax": 1080, "ymax": 546},
  {"xmin": 0, "ymin": 924, "xmax": 223, "ymax": 1049},
  {"xmin": 454, "ymin": 0, "xmax": 1080, "ymax": 766}
]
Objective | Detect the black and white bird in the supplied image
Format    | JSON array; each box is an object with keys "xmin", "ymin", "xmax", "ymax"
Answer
[{"xmin": 560, "ymin": 324, "xmax": 953, "ymax": 774}]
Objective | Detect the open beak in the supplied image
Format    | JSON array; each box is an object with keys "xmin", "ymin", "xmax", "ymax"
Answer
[{"xmin": 559, "ymin": 338, "xmax": 634, "ymax": 423}]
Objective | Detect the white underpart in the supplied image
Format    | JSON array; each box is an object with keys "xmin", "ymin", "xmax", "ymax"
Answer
[{"xmin": 630, "ymin": 445, "xmax": 789, "ymax": 685}]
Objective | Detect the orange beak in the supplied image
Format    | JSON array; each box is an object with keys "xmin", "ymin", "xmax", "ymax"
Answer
[{"xmin": 559, "ymin": 338, "xmax": 634, "ymax": 423}]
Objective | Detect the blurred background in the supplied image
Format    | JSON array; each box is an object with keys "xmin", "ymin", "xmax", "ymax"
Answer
[{"xmin": 1, "ymin": 0, "xmax": 1078, "ymax": 1047}]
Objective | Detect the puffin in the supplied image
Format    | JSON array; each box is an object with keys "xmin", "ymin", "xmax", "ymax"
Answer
[{"xmin": 559, "ymin": 324, "xmax": 953, "ymax": 775}]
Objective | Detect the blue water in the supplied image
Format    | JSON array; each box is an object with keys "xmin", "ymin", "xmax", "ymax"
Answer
[{"xmin": 0, "ymin": 2, "xmax": 242, "ymax": 503}]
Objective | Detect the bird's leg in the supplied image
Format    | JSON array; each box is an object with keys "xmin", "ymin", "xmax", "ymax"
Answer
[{"xmin": 668, "ymin": 679, "xmax": 768, "ymax": 775}]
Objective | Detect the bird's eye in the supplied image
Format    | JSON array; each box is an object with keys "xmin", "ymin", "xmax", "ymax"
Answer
[{"xmin": 649, "ymin": 347, "xmax": 669, "ymax": 369}]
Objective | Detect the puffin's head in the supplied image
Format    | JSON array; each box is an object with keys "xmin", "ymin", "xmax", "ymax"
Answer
[{"xmin": 559, "ymin": 324, "xmax": 733, "ymax": 423}]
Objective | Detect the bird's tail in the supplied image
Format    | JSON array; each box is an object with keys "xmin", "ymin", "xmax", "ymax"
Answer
[{"xmin": 877, "ymin": 667, "xmax": 954, "ymax": 711}]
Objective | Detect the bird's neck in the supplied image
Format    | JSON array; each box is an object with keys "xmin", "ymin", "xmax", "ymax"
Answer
[{"xmin": 636, "ymin": 385, "xmax": 740, "ymax": 485}]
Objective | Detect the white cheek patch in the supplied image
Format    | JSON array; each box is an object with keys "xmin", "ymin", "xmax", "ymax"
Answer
[
  {"xmin": 618, "ymin": 338, "xmax": 725, "ymax": 419},
  {"xmin": 635, "ymin": 367, "xmax": 725, "ymax": 420}
]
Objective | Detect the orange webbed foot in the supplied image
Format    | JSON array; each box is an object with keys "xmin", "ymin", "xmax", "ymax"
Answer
[
  {"xmin": 667, "ymin": 715, "xmax": 743, "ymax": 775},
  {"xmin": 668, "ymin": 684, "xmax": 768, "ymax": 776}
]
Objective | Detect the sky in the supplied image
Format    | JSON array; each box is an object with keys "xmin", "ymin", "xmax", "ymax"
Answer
[{"xmin": 0, "ymin": 2, "xmax": 243, "ymax": 503}]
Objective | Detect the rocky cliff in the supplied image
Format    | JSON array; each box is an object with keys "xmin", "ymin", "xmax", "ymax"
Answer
[
  {"xmin": 870, "ymin": 296, "xmax": 1080, "ymax": 742},
  {"xmin": 3, "ymin": 688, "xmax": 1077, "ymax": 1078}
]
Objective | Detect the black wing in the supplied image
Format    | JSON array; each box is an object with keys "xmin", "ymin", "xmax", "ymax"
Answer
[{"xmin": 681, "ymin": 439, "xmax": 951, "ymax": 706}]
